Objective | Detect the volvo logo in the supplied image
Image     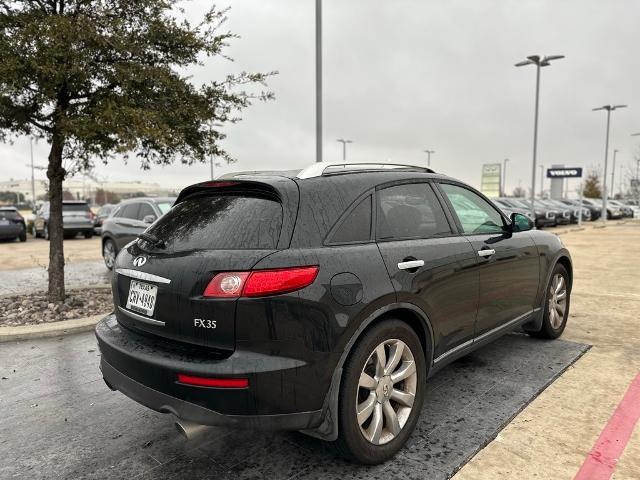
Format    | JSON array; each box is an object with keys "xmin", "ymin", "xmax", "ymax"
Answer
[{"xmin": 132, "ymin": 256, "xmax": 147, "ymax": 267}]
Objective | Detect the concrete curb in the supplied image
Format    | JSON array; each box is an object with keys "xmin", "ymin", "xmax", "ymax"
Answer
[{"xmin": 0, "ymin": 313, "xmax": 107, "ymax": 343}]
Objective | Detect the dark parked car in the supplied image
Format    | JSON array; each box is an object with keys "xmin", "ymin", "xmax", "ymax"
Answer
[
  {"xmin": 96, "ymin": 163, "xmax": 573, "ymax": 464},
  {"xmin": 93, "ymin": 204, "xmax": 117, "ymax": 235},
  {"xmin": 0, "ymin": 206, "xmax": 27, "ymax": 242},
  {"xmin": 33, "ymin": 200, "xmax": 94, "ymax": 239},
  {"xmin": 490, "ymin": 199, "xmax": 535, "ymax": 225},
  {"xmin": 538, "ymin": 199, "xmax": 574, "ymax": 224},
  {"xmin": 493, "ymin": 197, "xmax": 556, "ymax": 228},
  {"xmin": 560, "ymin": 199, "xmax": 601, "ymax": 221},
  {"xmin": 100, "ymin": 197, "xmax": 175, "ymax": 269}
]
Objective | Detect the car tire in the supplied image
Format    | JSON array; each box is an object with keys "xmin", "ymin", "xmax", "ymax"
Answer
[
  {"xmin": 84, "ymin": 231, "xmax": 93, "ymax": 239},
  {"xmin": 32, "ymin": 224, "xmax": 38, "ymax": 238},
  {"xmin": 529, "ymin": 263, "xmax": 570, "ymax": 339},
  {"xmin": 19, "ymin": 230, "xmax": 27, "ymax": 242},
  {"xmin": 334, "ymin": 320, "xmax": 426, "ymax": 464},
  {"xmin": 44, "ymin": 224, "xmax": 49, "ymax": 241},
  {"xmin": 103, "ymin": 239, "xmax": 117, "ymax": 270}
]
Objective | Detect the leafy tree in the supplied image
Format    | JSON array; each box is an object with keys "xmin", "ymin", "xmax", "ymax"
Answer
[
  {"xmin": 583, "ymin": 170, "xmax": 602, "ymax": 198},
  {"xmin": 0, "ymin": 1, "xmax": 274, "ymax": 301},
  {"xmin": 512, "ymin": 186, "xmax": 526, "ymax": 198}
]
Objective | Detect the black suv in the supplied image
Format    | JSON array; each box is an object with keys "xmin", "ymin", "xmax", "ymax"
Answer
[{"xmin": 96, "ymin": 163, "xmax": 572, "ymax": 464}]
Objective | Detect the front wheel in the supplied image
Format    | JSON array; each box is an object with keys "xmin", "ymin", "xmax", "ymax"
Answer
[
  {"xmin": 335, "ymin": 320, "xmax": 426, "ymax": 464},
  {"xmin": 529, "ymin": 263, "xmax": 570, "ymax": 339},
  {"xmin": 84, "ymin": 231, "xmax": 93, "ymax": 239},
  {"xmin": 19, "ymin": 230, "xmax": 27, "ymax": 242}
]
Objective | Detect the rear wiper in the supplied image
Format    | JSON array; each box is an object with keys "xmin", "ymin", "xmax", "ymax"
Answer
[{"xmin": 137, "ymin": 232, "xmax": 165, "ymax": 249}]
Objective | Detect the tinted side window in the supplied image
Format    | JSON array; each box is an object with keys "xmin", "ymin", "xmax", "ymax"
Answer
[
  {"xmin": 440, "ymin": 184, "xmax": 504, "ymax": 234},
  {"xmin": 377, "ymin": 183, "xmax": 451, "ymax": 240},
  {"xmin": 120, "ymin": 203, "xmax": 140, "ymax": 220},
  {"xmin": 330, "ymin": 195, "xmax": 372, "ymax": 244},
  {"xmin": 137, "ymin": 203, "xmax": 155, "ymax": 221}
]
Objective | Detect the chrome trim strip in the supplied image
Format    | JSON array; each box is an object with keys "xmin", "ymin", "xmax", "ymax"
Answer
[
  {"xmin": 433, "ymin": 309, "xmax": 536, "ymax": 364},
  {"xmin": 115, "ymin": 268, "xmax": 171, "ymax": 284},
  {"xmin": 118, "ymin": 306, "xmax": 165, "ymax": 326},
  {"xmin": 398, "ymin": 260, "xmax": 425, "ymax": 270}
]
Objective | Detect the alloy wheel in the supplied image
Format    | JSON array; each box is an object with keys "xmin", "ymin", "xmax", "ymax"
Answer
[
  {"xmin": 356, "ymin": 339, "xmax": 417, "ymax": 445},
  {"xmin": 548, "ymin": 273, "xmax": 567, "ymax": 329}
]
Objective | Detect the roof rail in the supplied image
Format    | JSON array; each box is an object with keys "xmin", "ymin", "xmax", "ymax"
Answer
[{"xmin": 296, "ymin": 161, "xmax": 434, "ymax": 179}]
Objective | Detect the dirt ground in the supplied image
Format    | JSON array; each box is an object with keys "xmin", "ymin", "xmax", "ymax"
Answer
[
  {"xmin": 0, "ymin": 236, "xmax": 102, "ymax": 271},
  {"xmin": 455, "ymin": 221, "xmax": 640, "ymax": 479}
]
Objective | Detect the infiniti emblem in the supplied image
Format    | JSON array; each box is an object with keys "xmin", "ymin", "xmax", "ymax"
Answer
[{"xmin": 133, "ymin": 256, "xmax": 147, "ymax": 267}]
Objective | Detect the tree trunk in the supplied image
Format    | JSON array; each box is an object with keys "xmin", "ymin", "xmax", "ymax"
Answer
[{"xmin": 47, "ymin": 132, "xmax": 66, "ymax": 302}]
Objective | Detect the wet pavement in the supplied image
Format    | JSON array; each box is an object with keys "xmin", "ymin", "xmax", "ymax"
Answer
[
  {"xmin": 0, "ymin": 262, "xmax": 111, "ymax": 295},
  {"xmin": 0, "ymin": 331, "xmax": 588, "ymax": 480}
]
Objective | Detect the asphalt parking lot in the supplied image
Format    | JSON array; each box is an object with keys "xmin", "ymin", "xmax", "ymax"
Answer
[{"xmin": 0, "ymin": 222, "xmax": 639, "ymax": 479}]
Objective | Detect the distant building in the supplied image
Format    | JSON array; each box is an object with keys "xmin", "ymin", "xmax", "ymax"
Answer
[{"xmin": 0, "ymin": 177, "xmax": 177, "ymax": 205}]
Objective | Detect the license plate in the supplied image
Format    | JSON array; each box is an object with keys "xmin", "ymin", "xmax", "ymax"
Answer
[
  {"xmin": 0, "ymin": 219, "xmax": 9, "ymax": 226},
  {"xmin": 126, "ymin": 280, "xmax": 158, "ymax": 317}
]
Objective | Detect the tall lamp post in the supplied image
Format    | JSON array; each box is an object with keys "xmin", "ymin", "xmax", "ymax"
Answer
[
  {"xmin": 336, "ymin": 139, "xmax": 353, "ymax": 161},
  {"xmin": 611, "ymin": 149, "xmax": 618, "ymax": 199},
  {"xmin": 315, "ymin": 0, "xmax": 322, "ymax": 163},
  {"xmin": 502, "ymin": 158, "xmax": 509, "ymax": 196},
  {"xmin": 423, "ymin": 149, "xmax": 435, "ymax": 168},
  {"xmin": 593, "ymin": 105, "xmax": 627, "ymax": 223},
  {"xmin": 515, "ymin": 54, "xmax": 565, "ymax": 220},
  {"xmin": 539, "ymin": 164, "xmax": 544, "ymax": 197}
]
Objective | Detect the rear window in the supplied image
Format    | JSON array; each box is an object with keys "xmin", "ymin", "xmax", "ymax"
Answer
[
  {"xmin": 0, "ymin": 210, "xmax": 18, "ymax": 219},
  {"xmin": 63, "ymin": 203, "xmax": 90, "ymax": 212},
  {"xmin": 146, "ymin": 194, "xmax": 282, "ymax": 251}
]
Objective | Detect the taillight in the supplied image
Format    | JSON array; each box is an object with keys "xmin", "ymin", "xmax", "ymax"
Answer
[
  {"xmin": 203, "ymin": 266, "xmax": 319, "ymax": 298},
  {"xmin": 177, "ymin": 374, "xmax": 248, "ymax": 388}
]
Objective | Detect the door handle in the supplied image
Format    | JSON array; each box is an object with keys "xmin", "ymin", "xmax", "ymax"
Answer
[
  {"xmin": 477, "ymin": 248, "xmax": 496, "ymax": 257},
  {"xmin": 398, "ymin": 260, "xmax": 425, "ymax": 270}
]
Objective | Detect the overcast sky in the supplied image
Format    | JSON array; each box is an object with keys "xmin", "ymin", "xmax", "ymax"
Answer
[{"xmin": 2, "ymin": 0, "xmax": 640, "ymax": 195}]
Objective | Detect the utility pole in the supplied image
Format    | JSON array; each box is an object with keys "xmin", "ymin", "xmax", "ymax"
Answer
[
  {"xmin": 611, "ymin": 149, "xmax": 618, "ymax": 199},
  {"xmin": 423, "ymin": 149, "xmax": 435, "ymax": 168},
  {"xmin": 502, "ymin": 158, "xmax": 509, "ymax": 196},
  {"xmin": 336, "ymin": 139, "xmax": 353, "ymax": 161},
  {"xmin": 315, "ymin": 0, "xmax": 322, "ymax": 163},
  {"xmin": 593, "ymin": 105, "xmax": 628, "ymax": 223},
  {"xmin": 515, "ymin": 54, "xmax": 565, "ymax": 220}
]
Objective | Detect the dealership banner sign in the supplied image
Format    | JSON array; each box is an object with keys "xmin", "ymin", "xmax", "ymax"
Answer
[
  {"xmin": 546, "ymin": 167, "xmax": 583, "ymax": 178},
  {"xmin": 480, "ymin": 163, "xmax": 502, "ymax": 197}
]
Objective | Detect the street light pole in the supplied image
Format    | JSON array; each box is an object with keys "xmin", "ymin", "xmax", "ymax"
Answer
[
  {"xmin": 423, "ymin": 149, "xmax": 435, "ymax": 168},
  {"xmin": 539, "ymin": 164, "xmax": 544, "ymax": 197},
  {"xmin": 611, "ymin": 149, "xmax": 618, "ymax": 200},
  {"xmin": 29, "ymin": 138, "xmax": 35, "ymax": 207},
  {"xmin": 336, "ymin": 139, "xmax": 353, "ymax": 161},
  {"xmin": 515, "ymin": 54, "xmax": 564, "ymax": 220},
  {"xmin": 502, "ymin": 158, "xmax": 509, "ymax": 196},
  {"xmin": 593, "ymin": 105, "xmax": 627, "ymax": 223},
  {"xmin": 315, "ymin": 0, "xmax": 322, "ymax": 163}
]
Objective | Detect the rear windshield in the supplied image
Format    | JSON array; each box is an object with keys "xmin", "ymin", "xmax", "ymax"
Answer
[
  {"xmin": 146, "ymin": 194, "xmax": 282, "ymax": 251},
  {"xmin": 0, "ymin": 210, "xmax": 18, "ymax": 219},
  {"xmin": 63, "ymin": 203, "xmax": 90, "ymax": 211}
]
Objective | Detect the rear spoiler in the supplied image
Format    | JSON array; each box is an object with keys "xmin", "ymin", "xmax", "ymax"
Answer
[{"xmin": 174, "ymin": 180, "xmax": 282, "ymax": 205}]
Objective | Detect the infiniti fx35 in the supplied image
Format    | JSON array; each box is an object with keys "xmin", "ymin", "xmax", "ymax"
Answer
[{"xmin": 96, "ymin": 162, "xmax": 572, "ymax": 464}]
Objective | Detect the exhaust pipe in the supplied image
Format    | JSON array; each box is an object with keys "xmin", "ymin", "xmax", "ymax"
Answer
[{"xmin": 175, "ymin": 420, "xmax": 211, "ymax": 440}]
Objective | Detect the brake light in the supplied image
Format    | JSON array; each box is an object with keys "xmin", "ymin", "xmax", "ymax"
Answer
[
  {"xmin": 177, "ymin": 374, "xmax": 248, "ymax": 388},
  {"xmin": 201, "ymin": 181, "xmax": 239, "ymax": 188},
  {"xmin": 203, "ymin": 266, "xmax": 319, "ymax": 298}
]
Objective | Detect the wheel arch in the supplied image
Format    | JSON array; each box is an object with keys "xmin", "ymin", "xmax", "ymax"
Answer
[{"xmin": 301, "ymin": 302, "xmax": 434, "ymax": 441}]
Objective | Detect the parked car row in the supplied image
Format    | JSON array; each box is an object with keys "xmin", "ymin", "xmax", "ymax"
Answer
[{"xmin": 491, "ymin": 196, "xmax": 638, "ymax": 228}]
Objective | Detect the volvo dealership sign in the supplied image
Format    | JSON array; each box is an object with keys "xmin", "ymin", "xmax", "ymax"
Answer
[{"xmin": 546, "ymin": 167, "xmax": 583, "ymax": 178}]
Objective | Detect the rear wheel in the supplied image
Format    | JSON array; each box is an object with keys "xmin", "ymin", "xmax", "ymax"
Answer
[
  {"xmin": 335, "ymin": 320, "xmax": 426, "ymax": 464},
  {"xmin": 19, "ymin": 230, "xmax": 27, "ymax": 242},
  {"xmin": 84, "ymin": 231, "xmax": 93, "ymax": 239},
  {"xmin": 103, "ymin": 239, "xmax": 117, "ymax": 270},
  {"xmin": 530, "ymin": 263, "xmax": 570, "ymax": 339}
]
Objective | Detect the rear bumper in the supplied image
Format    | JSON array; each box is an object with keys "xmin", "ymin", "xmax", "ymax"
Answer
[{"xmin": 95, "ymin": 314, "xmax": 326, "ymax": 430}]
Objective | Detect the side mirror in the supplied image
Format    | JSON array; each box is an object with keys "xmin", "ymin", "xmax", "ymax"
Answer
[
  {"xmin": 143, "ymin": 214, "xmax": 156, "ymax": 224},
  {"xmin": 510, "ymin": 212, "xmax": 534, "ymax": 232}
]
